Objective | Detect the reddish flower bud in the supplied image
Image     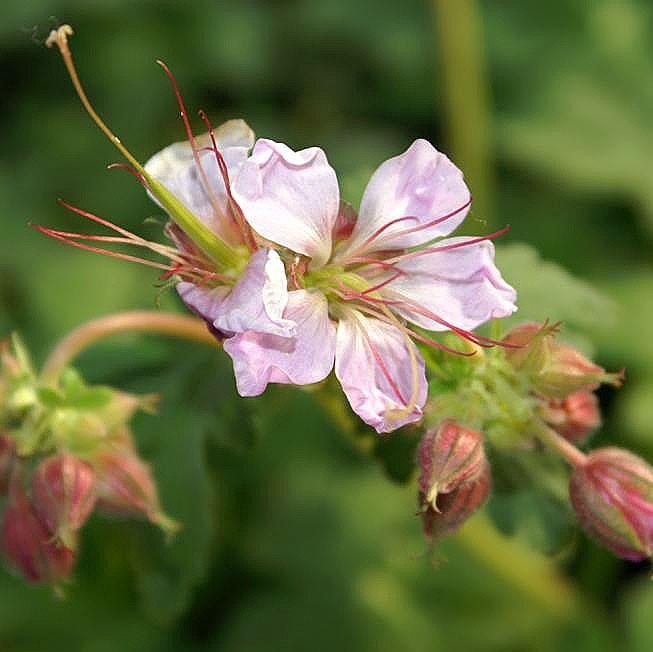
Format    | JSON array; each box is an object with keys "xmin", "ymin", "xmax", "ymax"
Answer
[
  {"xmin": 31, "ymin": 453, "xmax": 96, "ymax": 548},
  {"xmin": 0, "ymin": 435, "xmax": 16, "ymax": 494},
  {"xmin": 94, "ymin": 451, "xmax": 178, "ymax": 535},
  {"xmin": 570, "ymin": 448, "xmax": 653, "ymax": 561},
  {"xmin": 502, "ymin": 322, "xmax": 554, "ymax": 373},
  {"xmin": 539, "ymin": 390, "xmax": 601, "ymax": 444},
  {"xmin": 503, "ymin": 322, "xmax": 622, "ymax": 399},
  {"xmin": 418, "ymin": 421, "xmax": 486, "ymax": 509},
  {"xmin": 420, "ymin": 464, "xmax": 492, "ymax": 541},
  {"xmin": 1, "ymin": 480, "xmax": 75, "ymax": 584},
  {"xmin": 534, "ymin": 344, "xmax": 623, "ymax": 399}
]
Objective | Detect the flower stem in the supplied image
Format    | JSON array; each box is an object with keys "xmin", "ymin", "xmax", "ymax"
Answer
[
  {"xmin": 533, "ymin": 422, "xmax": 588, "ymax": 468},
  {"xmin": 40, "ymin": 311, "xmax": 217, "ymax": 386},
  {"xmin": 431, "ymin": 0, "xmax": 494, "ymax": 228}
]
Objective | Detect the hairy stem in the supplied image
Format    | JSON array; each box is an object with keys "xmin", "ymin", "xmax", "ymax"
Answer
[
  {"xmin": 533, "ymin": 422, "xmax": 588, "ymax": 468},
  {"xmin": 40, "ymin": 311, "xmax": 218, "ymax": 386}
]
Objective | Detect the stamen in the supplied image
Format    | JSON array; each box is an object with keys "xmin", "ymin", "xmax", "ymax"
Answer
[
  {"xmin": 197, "ymin": 110, "xmax": 258, "ymax": 252},
  {"xmin": 359, "ymin": 271, "xmax": 406, "ymax": 296},
  {"xmin": 346, "ymin": 310, "xmax": 408, "ymax": 406},
  {"xmin": 32, "ymin": 225, "xmax": 173, "ymax": 271},
  {"xmin": 46, "ymin": 25, "xmax": 238, "ymax": 268},
  {"xmin": 377, "ymin": 197, "xmax": 472, "ymax": 245},
  {"xmin": 157, "ymin": 63, "xmax": 233, "ymax": 233},
  {"xmin": 56, "ymin": 199, "xmax": 210, "ymax": 268},
  {"xmin": 107, "ymin": 163, "xmax": 149, "ymax": 188},
  {"xmin": 347, "ymin": 216, "xmax": 419, "ymax": 257},
  {"xmin": 385, "ymin": 225, "xmax": 510, "ymax": 265}
]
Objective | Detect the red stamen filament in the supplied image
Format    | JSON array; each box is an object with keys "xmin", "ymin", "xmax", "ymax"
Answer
[
  {"xmin": 349, "ymin": 313, "xmax": 409, "ymax": 406},
  {"xmin": 156, "ymin": 60, "xmax": 229, "ymax": 228},
  {"xmin": 384, "ymin": 225, "xmax": 511, "ymax": 265},
  {"xmin": 197, "ymin": 109, "xmax": 258, "ymax": 252}
]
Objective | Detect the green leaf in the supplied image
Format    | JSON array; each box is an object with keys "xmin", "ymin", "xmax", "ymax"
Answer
[{"xmin": 496, "ymin": 242, "xmax": 616, "ymax": 351}]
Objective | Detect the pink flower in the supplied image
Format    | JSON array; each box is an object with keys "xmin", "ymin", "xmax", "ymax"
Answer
[
  {"xmin": 223, "ymin": 139, "xmax": 517, "ymax": 433},
  {"xmin": 145, "ymin": 120, "xmax": 295, "ymax": 340}
]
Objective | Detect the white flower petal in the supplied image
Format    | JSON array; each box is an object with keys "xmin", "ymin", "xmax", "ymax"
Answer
[
  {"xmin": 335, "ymin": 312, "xmax": 427, "ymax": 434},
  {"xmin": 342, "ymin": 139, "xmax": 471, "ymax": 257},
  {"xmin": 224, "ymin": 290, "xmax": 336, "ymax": 396},
  {"xmin": 232, "ymin": 139, "xmax": 339, "ymax": 267}
]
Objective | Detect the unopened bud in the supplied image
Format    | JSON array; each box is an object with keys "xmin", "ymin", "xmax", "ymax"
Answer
[
  {"xmin": 94, "ymin": 451, "xmax": 178, "ymax": 536},
  {"xmin": 539, "ymin": 390, "xmax": 601, "ymax": 444},
  {"xmin": 417, "ymin": 421, "xmax": 486, "ymax": 509},
  {"xmin": 31, "ymin": 453, "xmax": 96, "ymax": 548},
  {"xmin": 570, "ymin": 447, "xmax": 653, "ymax": 561},
  {"xmin": 502, "ymin": 322, "xmax": 555, "ymax": 373},
  {"xmin": 420, "ymin": 464, "xmax": 492, "ymax": 541},
  {"xmin": 535, "ymin": 344, "xmax": 622, "ymax": 399},
  {"xmin": 1, "ymin": 479, "xmax": 75, "ymax": 584},
  {"xmin": 0, "ymin": 435, "xmax": 16, "ymax": 494},
  {"xmin": 503, "ymin": 323, "xmax": 622, "ymax": 399}
]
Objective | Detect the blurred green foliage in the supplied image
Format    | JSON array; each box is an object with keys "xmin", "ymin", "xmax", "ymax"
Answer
[{"xmin": 1, "ymin": 0, "xmax": 653, "ymax": 650}]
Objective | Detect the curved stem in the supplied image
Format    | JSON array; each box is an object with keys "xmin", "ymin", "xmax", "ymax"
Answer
[
  {"xmin": 40, "ymin": 311, "xmax": 218, "ymax": 386},
  {"xmin": 533, "ymin": 422, "xmax": 588, "ymax": 468}
]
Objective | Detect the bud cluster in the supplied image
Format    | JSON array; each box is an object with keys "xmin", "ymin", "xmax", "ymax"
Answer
[
  {"xmin": 415, "ymin": 322, "xmax": 653, "ymax": 566},
  {"xmin": 0, "ymin": 336, "xmax": 176, "ymax": 586},
  {"xmin": 503, "ymin": 322, "xmax": 620, "ymax": 445}
]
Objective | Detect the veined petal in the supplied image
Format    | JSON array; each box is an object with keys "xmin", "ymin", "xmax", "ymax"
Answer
[
  {"xmin": 232, "ymin": 139, "xmax": 339, "ymax": 268},
  {"xmin": 387, "ymin": 238, "xmax": 517, "ymax": 332},
  {"xmin": 177, "ymin": 249, "xmax": 294, "ymax": 337},
  {"xmin": 214, "ymin": 248, "xmax": 295, "ymax": 337},
  {"xmin": 342, "ymin": 139, "xmax": 471, "ymax": 256},
  {"xmin": 334, "ymin": 312, "xmax": 427, "ymax": 434},
  {"xmin": 177, "ymin": 282, "xmax": 229, "ymax": 326},
  {"xmin": 145, "ymin": 120, "xmax": 254, "ymax": 242},
  {"xmin": 224, "ymin": 290, "xmax": 336, "ymax": 396}
]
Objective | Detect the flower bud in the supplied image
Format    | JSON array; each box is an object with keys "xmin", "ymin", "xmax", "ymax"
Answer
[
  {"xmin": 31, "ymin": 453, "xmax": 96, "ymax": 548},
  {"xmin": 569, "ymin": 447, "xmax": 653, "ymax": 561},
  {"xmin": 94, "ymin": 451, "xmax": 178, "ymax": 535},
  {"xmin": 1, "ymin": 479, "xmax": 75, "ymax": 584},
  {"xmin": 0, "ymin": 434, "xmax": 16, "ymax": 494},
  {"xmin": 420, "ymin": 464, "xmax": 492, "ymax": 541},
  {"xmin": 503, "ymin": 323, "xmax": 622, "ymax": 399},
  {"xmin": 539, "ymin": 390, "xmax": 601, "ymax": 444},
  {"xmin": 502, "ymin": 322, "xmax": 554, "ymax": 374},
  {"xmin": 534, "ymin": 344, "xmax": 623, "ymax": 399},
  {"xmin": 417, "ymin": 421, "xmax": 486, "ymax": 509}
]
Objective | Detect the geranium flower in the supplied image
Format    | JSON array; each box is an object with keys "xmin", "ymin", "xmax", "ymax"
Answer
[
  {"xmin": 39, "ymin": 25, "xmax": 294, "ymax": 344},
  {"xmin": 221, "ymin": 139, "xmax": 517, "ymax": 433}
]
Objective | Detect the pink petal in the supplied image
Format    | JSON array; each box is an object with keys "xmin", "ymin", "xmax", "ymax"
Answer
[
  {"xmin": 386, "ymin": 238, "xmax": 517, "ymax": 332},
  {"xmin": 334, "ymin": 312, "xmax": 427, "ymax": 434},
  {"xmin": 341, "ymin": 140, "xmax": 471, "ymax": 257},
  {"xmin": 145, "ymin": 120, "xmax": 254, "ymax": 243},
  {"xmin": 224, "ymin": 290, "xmax": 336, "ymax": 396},
  {"xmin": 232, "ymin": 139, "xmax": 339, "ymax": 267},
  {"xmin": 178, "ymin": 248, "xmax": 295, "ymax": 337}
]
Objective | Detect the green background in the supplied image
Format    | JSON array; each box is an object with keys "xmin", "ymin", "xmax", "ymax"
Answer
[{"xmin": 1, "ymin": 1, "xmax": 653, "ymax": 650}]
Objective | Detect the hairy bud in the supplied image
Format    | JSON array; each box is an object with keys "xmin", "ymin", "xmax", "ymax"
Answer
[
  {"xmin": 94, "ymin": 451, "xmax": 178, "ymax": 535},
  {"xmin": 0, "ymin": 434, "xmax": 16, "ymax": 494},
  {"xmin": 420, "ymin": 464, "xmax": 492, "ymax": 541},
  {"xmin": 570, "ymin": 448, "xmax": 653, "ymax": 561},
  {"xmin": 31, "ymin": 453, "xmax": 96, "ymax": 548},
  {"xmin": 503, "ymin": 322, "xmax": 622, "ymax": 399},
  {"xmin": 534, "ymin": 344, "xmax": 622, "ymax": 399},
  {"xmin": 418, "ymin": 421, "xmax": 486, "ymax": 508},
  {"xmin": 1, "ymin": 479, "xmax": 75, "ymax": 584},
  {"xmin": 539, "ymin": 390, "xmax": 601, "ymax": 444}
]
